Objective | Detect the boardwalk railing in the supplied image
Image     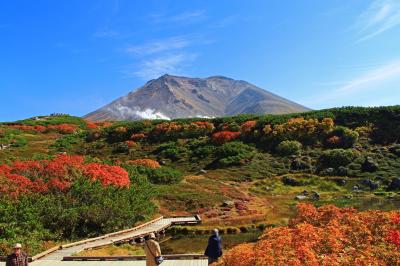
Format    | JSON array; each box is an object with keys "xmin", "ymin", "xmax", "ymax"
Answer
[
  {"xmin": 0, "ymin": 215, "xmax": 201, "ymax": 262},
  {"xmin": 61, "ymin": 216, "xmax": 164, "ymax": 250},
  {"xmin": 63, "ymin": 254, "xmax": 207, "ymax": 261}
]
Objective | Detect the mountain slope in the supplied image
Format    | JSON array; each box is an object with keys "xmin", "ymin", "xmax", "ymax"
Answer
[{"xmin": 84, "ymin": 74, "xmax": 310, "ymax": 121}]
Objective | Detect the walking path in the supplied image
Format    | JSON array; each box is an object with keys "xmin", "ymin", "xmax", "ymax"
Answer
[{"xmin": 1, "ymin": 216, "xmax": 206, "ymax": 265}]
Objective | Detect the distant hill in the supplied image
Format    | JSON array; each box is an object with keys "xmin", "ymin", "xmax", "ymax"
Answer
[{"xmin": 84, "ymin": 74, "xmax": 310, "ymax": 121}]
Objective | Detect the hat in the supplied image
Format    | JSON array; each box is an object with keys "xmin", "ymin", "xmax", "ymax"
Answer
[
  {"xmin": 13, "ymin": 243, "xmax": 22, "ymax": 249},
  {"xmin": 148, "ymin": 233, "xmax": 156, "ymax": 239}
]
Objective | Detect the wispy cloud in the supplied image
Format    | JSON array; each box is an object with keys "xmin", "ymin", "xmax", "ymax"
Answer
[
  {"xmin": 93, "ymin": 28, "xmax": 119, "ymax": 38},
  {"xmin": 354, "ymin": 0, "xmax": 400, "ymax": 42},
  {"xmin": 149, "ymin": 10, "xmax": 205, "ymax": 24},
  {"xmin": 125, "ymin": 36, "xmax": 190, "ymax": 55},
  {"xmin": 131, "ymin": 53, "xmax": 197, "ymax": 80},
  {"xmin": 304, "ymin": 60, "xmax": 400, "ymax": 106}
]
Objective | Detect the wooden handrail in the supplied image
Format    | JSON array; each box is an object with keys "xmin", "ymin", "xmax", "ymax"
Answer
[
  {"xmin": 61, "ymin": 216, "xmax": 164, "ymax": 249},
  {"xmin": 63, "ymin": 254, "xmax": 207, "ymax": 261},
  {"xmin": 31, "ymin": 245, "xmax": 61, "ymax": 261}
]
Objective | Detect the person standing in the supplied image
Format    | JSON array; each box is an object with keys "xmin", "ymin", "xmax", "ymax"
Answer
[
  {"xmin": 6, "ymin": 243, "xmax": 29, "ymax": 266},
  {"xmin": 204, "ymin": 229, "xmax": 222, "ymax": 265},
  {"xmin": 144, "ymin": 233, "xmax": 163, "ymax": 266}
]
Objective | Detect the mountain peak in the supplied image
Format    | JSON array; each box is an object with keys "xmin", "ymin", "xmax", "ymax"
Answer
[{"xmin": 84, "ymin": 75, "xmax": 310, "ymax": 121}]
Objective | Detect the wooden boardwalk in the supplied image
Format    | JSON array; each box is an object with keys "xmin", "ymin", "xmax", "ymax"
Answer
[
  {"xmin": 0, "ymin": 260, "xmax": 208, "ymax": 266},
  {"xmin": 40, "ymin": 216, "xmax": 200, "ymax": 261},
  {"xmin": 0, "ymin": 216, "xmax": 206, "ymax": 265}
]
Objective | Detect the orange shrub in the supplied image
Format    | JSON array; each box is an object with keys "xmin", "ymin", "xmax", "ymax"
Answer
[
  {"xmin": 241, "ymin": 120, "xmax": 257, "ymax": 134},
  {"xmin": 130, "ymin": 133, "xmax": 146, "ymax": 141},
  {"xmin": 127, "ymin": 159, "xmax": 161, "ymax": 169},
  {"xmin": 216, "ymin": 204, "xmax": 400, "ymax": 266},
  {"xmin": 125, "ymin": 140, "xmax": 137, "ymax": 148}
]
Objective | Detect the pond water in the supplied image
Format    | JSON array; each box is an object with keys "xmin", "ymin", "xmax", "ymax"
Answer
[{"xmin": 159, "ymin": 231, "xmax": 261, "ymax": 254}]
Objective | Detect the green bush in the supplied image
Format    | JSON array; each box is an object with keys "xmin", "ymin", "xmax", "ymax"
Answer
[
  {"xmin": 51, "ymin": 133, "xmax": 83, "ymax": 151},
  {"xmin": 318, "ymin": 149, "xmax": 356, "ymax": 169},
  {"xmin": 325, "ymin": 127, "xmax": 359, "ymax": 148},
  {"xmin": 128, "ymin": 165, "xmax": 183, "ymax": 184},
  {"xmin": 155, "ymin": 141, "xmax": 188, "ymax": 161},
  {"xmin": 216, "ymin": 141, "xmax": 255, "ymax": 167},
  {"xmin": 276, "ymin": 140, "xmax": 302, "ymax": 156}
]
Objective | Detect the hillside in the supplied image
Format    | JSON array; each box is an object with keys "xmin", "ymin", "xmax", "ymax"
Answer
[
  {"xmin": 84, "ymin": 74, "xmax": 309, "ymax": 121},
  {"xmin": 1, "ymin": 106, "xmax": 400, "ymax": 258}
]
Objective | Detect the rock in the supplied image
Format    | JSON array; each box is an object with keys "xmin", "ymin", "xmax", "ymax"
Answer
[
  {"xmin": 282, "ymin": 176, "xmax": 303, "ymax": 186},
  {"xmin": 361, "ymin": 179, "xmax": 379, "ymax": 190},
  {"xmin": 361, "ymin": 157, "xmax": 379, "ymax": 172},
  {"xmin": 388, "ymin": 177, "xmax": 400, "ymax": 191},
  {"xmin": 325, "ymin": 168, "xmax": 335, "ymax": 175},
  {"xmin": 310, "ymin": 191, "xmax": 320, "ymax": 200},
  {"xmin": 336, "ymin": 166, "xmax": 348, "ymax": 176},
  {"xmin": 301, "ymin": 190, "xmax": 309, "ymax": 196},
  {"xmin": 221, "ymin": 200, "xmax": 235, "ymax": 207},
  {"xmin": 199, "ymin": 169, "xmax": 207, "ymax": 174},
  {"xmin": 295, "ymin": 195, "xmax": 307, "ymax": 200},
  {"xmin": 334, "ymin": 178, "xmax": 347, "ymax": 186},
  {"xmin": 160, "ymin": 160, "xmax": 167, "ymax": 165}
]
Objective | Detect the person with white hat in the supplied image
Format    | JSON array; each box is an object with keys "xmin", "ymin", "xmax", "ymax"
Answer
[
  {"xmin": 144, "ymin": 232, "xmax": 163, "ymax": 266},
  {"xmin": 6, "ymin": 243, "xmax": 28, "ymax": 266}
]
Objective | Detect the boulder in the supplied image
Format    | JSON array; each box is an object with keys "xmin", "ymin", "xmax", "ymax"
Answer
[
  {"xmin": 336, "ymin": 166, "xmax": 348, "ymax": 176},
  {"xmin": 310, "ymin": 191, "xmax": 320, "ymax": 200},
  {"xmin": 388, "ymin": 177, "xmax": 400, "ymax": 191},
  {"xmin": 282, "ymin": 176, "xmax": 303, "ymax": 186},
  {"xmin": 295, "ymin": 195, "xmax": 307, "ymax": 200},
  {"xmin": 361, "ymin": 179, "xmax": 379, "ymax": 190},
  {"xmin": 361, "ymin": 157, "xmax": 379, "ymax": 172},
  {"xmin": 221, "ymin": 200, "xmax": 235, "ymax": 208}
]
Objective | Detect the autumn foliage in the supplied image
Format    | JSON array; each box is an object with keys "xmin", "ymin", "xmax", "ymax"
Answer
[
  {"xmin": 9, "ymin": 123, "xmax": 77, "ymax": 134},
  {"xmin": 212, "ymin": 131, "xmax": 241, "ymax": 144},
  {"xmin": 127, "ymin": 159, "xmax": 161, "ymax": 169},
  {"xmin": 215, "ymin": 204, "xmax": 400, "ymax": 266},
  {"xmin": 0, "ymin": 155, "xmax": 130, "ymax": 197}
]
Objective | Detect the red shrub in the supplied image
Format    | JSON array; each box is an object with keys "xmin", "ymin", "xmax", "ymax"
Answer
[
  {"xmin": 0, "ymin": 155, "xmax": 130, "ymax": 197},
  {"xmin": 212, "ymin": 131, "xmax": 241, "ymax": 144},
  {"xmin": 85, "ymin": 120, "xmax": 99, "ymax": 130},
  {"xmin": 47, "ymin": 124, "xmax": 77, "ymax": 134},
  {"xmin": 48, "ymin": 178, "xmax": 71, "ymax": 191},
  {"xmin": 83, "ymin": 163, "xmax": 130, "ymax": 187}
]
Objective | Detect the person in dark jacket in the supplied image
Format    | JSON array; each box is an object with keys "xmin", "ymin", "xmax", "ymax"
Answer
[
  {"xmin": 204, "ymin": 229, "xmax": 222, "ymax": 265},
  {"xmin": 6, "ymin": 243, "xmax": 29, "ymax": 266}
]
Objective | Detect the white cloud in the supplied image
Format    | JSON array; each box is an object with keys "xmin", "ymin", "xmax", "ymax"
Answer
[
  {"xmin": 355, "ymin": 0, "xmax": 400, "ymax": 41},
  {"xmin": 304, "ymin": 60, "xmax": 400, "ymax": 106},
  {"xmin": 106, "ymin": 104, "xmax": 170, "ymax": 120},
  {"xmin": 93, "ymin": 28, "xmax": 119, "ymax": 38},
  {"xmin": 150, "ymin": 10, "xmax": 205, "ymax": 24},
  {"xmin": 132, "ymin": 53, "xmax": 197, "ymax": 80},
  {"xmin": 125, "ymin": 36, "xmax": 190, "ymax": 55}
]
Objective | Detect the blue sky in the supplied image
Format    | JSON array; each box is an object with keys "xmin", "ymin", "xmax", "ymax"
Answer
[{"xmin": 1, "ymin": 0, "xmax": 400, "ymax": 121}]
